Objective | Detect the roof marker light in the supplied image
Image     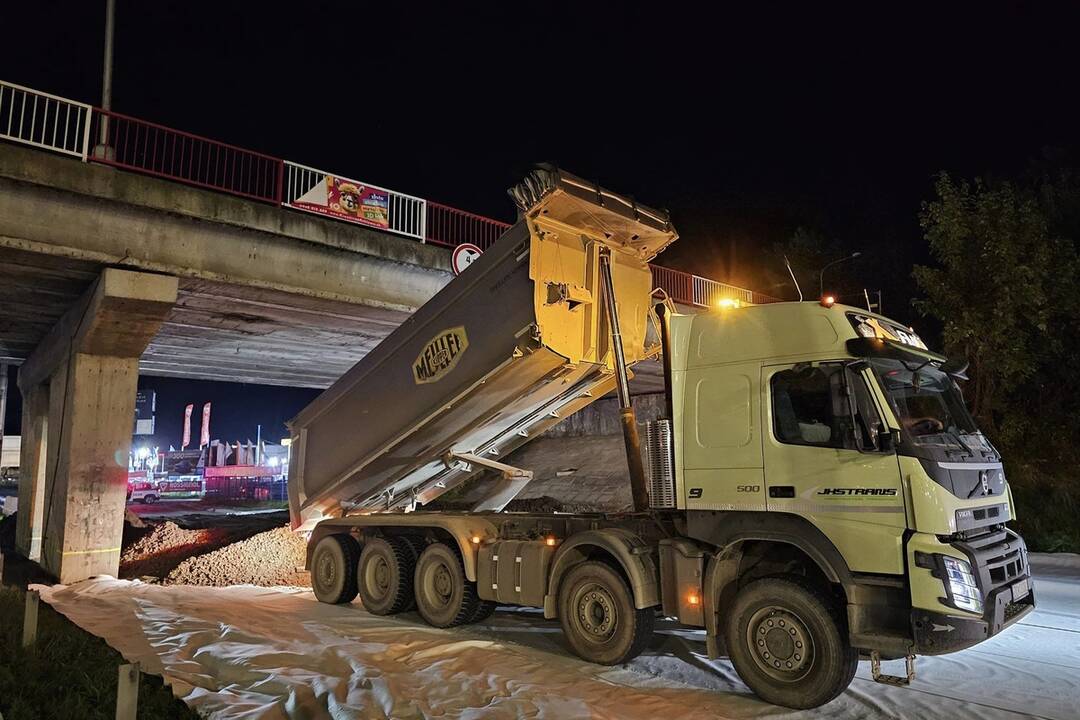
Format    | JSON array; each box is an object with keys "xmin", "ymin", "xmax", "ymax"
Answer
[
  {"xmin": 717, "ymin": 298, "xmax": 741, "ymax": 309},
  {"xmin": 820, "ymin": 295, "xmax": 836, "ymax": 307}
]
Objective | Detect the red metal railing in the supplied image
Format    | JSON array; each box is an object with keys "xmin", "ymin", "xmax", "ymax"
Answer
[
  {"xmin": 425, "ymin": 201, "xmax": 511, "ymax": 249},
  {"xmin": 87, "ymin": 109, "xmax": 283, "ymax": 204},
  {"xmin": 1, "ymin": 78, "xmax": 773, "ymax": 306}
]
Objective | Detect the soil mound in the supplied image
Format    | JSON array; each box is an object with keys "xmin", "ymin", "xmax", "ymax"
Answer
[
  {"xmin": 119, "ymin": 521, "xmax": 218, "ymax": 579},
  {"xmin": 166, "ymin": 526, "xmax": 309, "ymax": 587}
]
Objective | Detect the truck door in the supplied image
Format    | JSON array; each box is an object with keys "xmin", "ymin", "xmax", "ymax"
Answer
[
  {"xmin": 681, "ymin": 360, "xmax": 766, "ymax": 512},
  {"xmin": 761, "ymin": 361, "xmax": 906, "ymax": 575}
]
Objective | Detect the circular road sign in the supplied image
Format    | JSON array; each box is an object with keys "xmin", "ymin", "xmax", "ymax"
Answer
[{"xmin": 452, "ymin": 243, "xmax": 483, "ymax": 275}]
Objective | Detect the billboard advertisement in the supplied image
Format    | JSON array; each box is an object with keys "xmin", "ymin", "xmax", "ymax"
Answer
[{"xmin": 291, "ymin": 174, "xmax": 390, "ymax": 229}]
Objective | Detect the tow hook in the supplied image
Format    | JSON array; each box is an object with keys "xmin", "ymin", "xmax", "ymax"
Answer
[{"xmin": 870, "ymin": 652, "xmax": 916, "ymax": 686}]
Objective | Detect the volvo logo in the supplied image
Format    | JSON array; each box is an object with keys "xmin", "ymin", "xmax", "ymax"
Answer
[{"xmin": 979, "ymin": 471, "xmax": 991, "ymax": 496}]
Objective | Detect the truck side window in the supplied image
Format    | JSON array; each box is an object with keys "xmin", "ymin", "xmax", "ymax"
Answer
[{"xmin": 771, "ymin": 364, "xmax": 850, "ymax": 449}]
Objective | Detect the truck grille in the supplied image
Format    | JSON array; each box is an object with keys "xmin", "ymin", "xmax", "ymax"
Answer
[
  {"xmin": 956, "ymin": 527, "xmax": 1027, "ymax": 594},
  {"xmin": 644, "ymin": 419, "xmax": 676, "ymax": 509}
]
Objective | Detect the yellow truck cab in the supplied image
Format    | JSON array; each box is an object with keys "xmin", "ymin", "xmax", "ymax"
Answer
[{"xmin": 669, "ymin": 299, "xmax": 1034, "ymax": 666}]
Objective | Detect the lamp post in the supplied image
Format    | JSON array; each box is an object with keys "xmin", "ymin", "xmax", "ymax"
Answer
[
  {"xmin": 818, "ymin": 252, "xmax": 862, "ymax": 297},
  {"xmin": 94, "ymin": 0, "xmax": 116, "ymax": 159}
]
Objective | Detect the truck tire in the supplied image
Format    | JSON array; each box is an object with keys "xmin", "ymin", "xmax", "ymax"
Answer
[
  {"xmin": 724, "ymin": 576, "xmax": 857, "ymax": 709},
  {"xmin": 558, "ymin": 561, "xmax": 654, "ymax": 665},
  {"xmin": 398, "ymin": 535, "xmax": 425, "ymax": 612},
  {"xmin": 144, "ymin": 495, "xmax": 157, "ymax": 504},
  {"xmin": 311, "ymin": 534, "xmax": 359, "ymax": 605},
  {"xmin": 414, "ymin": 542, "xmax": 482, "ymax": 628},
  {"xmin": 467, "ymin": 599, "xmax": 497, "ymax": 624},
  {"xmin": 357, "ymin": 536, "xmax": 415, "ymax": 615}
]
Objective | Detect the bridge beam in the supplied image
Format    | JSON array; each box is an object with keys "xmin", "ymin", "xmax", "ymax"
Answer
[{"xmin": 16, "ymin": 268, "xmax": 177, "ymax": 583}]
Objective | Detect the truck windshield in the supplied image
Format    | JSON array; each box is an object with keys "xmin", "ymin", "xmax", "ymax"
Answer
[{"xmin": 870, "ymin": 358, "xmax": 980, "ymax": 449}]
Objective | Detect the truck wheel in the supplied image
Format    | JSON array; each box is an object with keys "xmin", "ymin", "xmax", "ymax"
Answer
[
  {"xmin": 725, "ymin": 576, "xmax": 857, "ymax": 709},
  {"xmin": 414, "ymin": 542, "xmax": 481, "ymax": 628},
  {"xmin": 558, "ymin": 561, "xmax": 655, "ymax": 665},
  {"xmin": 357, "ymin": 536, "xmax": 414, "ymax": 615},
  {"xmin": 144, "ymin": 494, "xmax": 157, "ymax": 504},
  {"xmin": 467, "ymin": 599, "xmax": 497, "ymax": 623},
  {"xmin": 311, "ymin": 534, "xmax": 359, "ymax": 605}
]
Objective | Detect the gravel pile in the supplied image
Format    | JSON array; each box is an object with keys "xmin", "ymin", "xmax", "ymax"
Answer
[
  {"xmin": 166, "ymin": 526, "xmax": 310, "ymax": 587},
  {"xmin": 120, "ymin": 521, "xmax": 218, "ymax": 579}
]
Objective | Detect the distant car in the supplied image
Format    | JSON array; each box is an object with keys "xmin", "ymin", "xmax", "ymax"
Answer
[{"xmin": 126, "ymin": 482, "xmax": 159, "ymax": 505}]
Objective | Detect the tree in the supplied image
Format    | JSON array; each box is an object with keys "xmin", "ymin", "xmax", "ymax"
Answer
[
  {"xmin": 915, "ymin": 171, "xmax": 1080, "ymax": 551},
  {"xmin": 913, "ymin": 174, "xmax": 1077, "ymax": 439}
]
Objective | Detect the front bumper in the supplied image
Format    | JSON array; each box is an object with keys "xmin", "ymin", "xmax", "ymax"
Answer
[{"xmin": 912, "ymin": 538, "xmax": 1036, "ymax": 655}]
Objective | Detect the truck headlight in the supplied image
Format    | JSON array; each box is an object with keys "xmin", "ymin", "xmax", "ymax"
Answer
[{"xmin": 942, "ymin": 556, "xmax": 983, "ymax": 613}]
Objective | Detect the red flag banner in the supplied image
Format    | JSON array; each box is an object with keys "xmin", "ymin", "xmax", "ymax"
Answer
[
  {"xmin": 200, "ymin": 402, "xmax": 212, "ymax": 448},
  {"xmin": 182, "ymin": 404, "xmax": 193, "ymax": 450}
]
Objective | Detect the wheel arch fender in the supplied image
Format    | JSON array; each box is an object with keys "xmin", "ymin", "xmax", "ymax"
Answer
[
  {"xmin": 543, "ymin": 528, "xmax": 660, "ymax": 619},
  {"xmin": 692, "ymin": 512, "xmax": 857, "ymax": 658}
]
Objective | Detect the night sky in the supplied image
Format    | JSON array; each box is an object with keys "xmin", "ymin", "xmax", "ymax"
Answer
[{"xmin": 3, "ymin": 2, "xmax": 1078, "ymax": 441}]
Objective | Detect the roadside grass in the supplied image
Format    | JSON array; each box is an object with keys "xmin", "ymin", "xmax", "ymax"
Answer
[{"xmin": 0, "ymin": 585, "xmax": 197, "ymax": 720}]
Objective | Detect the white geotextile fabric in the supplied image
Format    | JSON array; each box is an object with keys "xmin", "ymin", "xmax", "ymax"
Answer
[{"xmin": 32, "ymin": 553, "xmax": 1080, "ymax": 720}]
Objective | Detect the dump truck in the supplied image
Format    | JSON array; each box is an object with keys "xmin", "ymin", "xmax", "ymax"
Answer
[{"xmin": 286, "ymin": 167, "xmax": 1035, "ymax": 709}]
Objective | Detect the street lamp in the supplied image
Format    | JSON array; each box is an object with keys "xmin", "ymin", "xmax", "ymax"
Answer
[{"xmin": 819, "ymin": 252, "xmax": 862, "ymax": 297}]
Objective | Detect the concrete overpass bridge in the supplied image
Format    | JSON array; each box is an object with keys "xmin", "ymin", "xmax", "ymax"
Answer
[
  {"xmin": 0, "ymin": 142, "xmax": 448, "ymax": 389},
  {"xmin": 0, "ymin": 78, "xmax": 766, "ymax": 584}
]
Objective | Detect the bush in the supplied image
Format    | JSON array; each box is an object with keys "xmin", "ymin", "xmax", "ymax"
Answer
[{"xmin": 1005, "ymin": 456, "xmax": 1080, "ymax": 553}]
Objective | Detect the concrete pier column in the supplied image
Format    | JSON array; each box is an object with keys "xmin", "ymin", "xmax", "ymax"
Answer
[
  {"xmin": 17, "ymin": 268, "xmax": 177, "ymax": 583},
  {"xmin": 14, "ymin": 383, "xmax": 48, "ymax": 560}
]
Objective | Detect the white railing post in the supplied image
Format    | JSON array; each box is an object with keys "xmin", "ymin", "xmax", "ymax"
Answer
[
  {"xmin": 0, "ymin": 79, "xmax": 94, "ymax": 161},
  {"xmin": 419, "ymin": 199, "xmax": 428, "ymax": 243},
  {"xmin": 81, "ymin": 107, "xmax": 93, "ymax": 161}
]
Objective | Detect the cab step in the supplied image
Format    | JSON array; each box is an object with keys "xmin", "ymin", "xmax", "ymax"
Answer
[{"xmin": 870, "ymin": 652, "xmax": 916, "ymax": 686}]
